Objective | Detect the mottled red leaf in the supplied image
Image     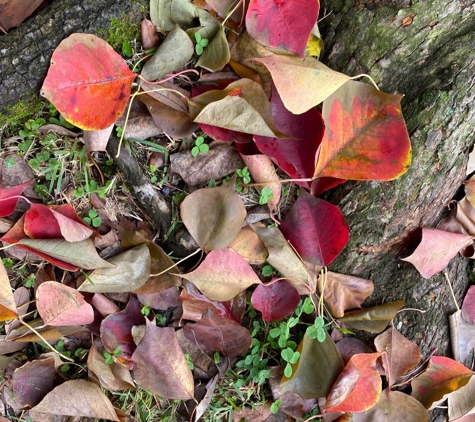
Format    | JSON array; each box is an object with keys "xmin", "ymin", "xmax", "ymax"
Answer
[
  {"xmin": 131, "ymin": 319, "xmax": 194, "ymax": 400},
  {"xmin": 254, "ymin": 84, "xmax": 324, "ymax": 189},
  {"xmin": 374, "ymin": 327, "xmax": 421, "ymax": 387},
  {"xmin": 0, "ymin": 180, "xmax": 33, "ymax": 217},
  {"xmin": 280, "ymin": 191, "xmax": 349, "ymax": 266},
  {"xmin": 11, "ymin": 357, "xmax": 56, "ymax": 407},
  {"xmin": 183, "ymin": 309, "xmax": 252, "ymax": 357},
  {"xmin": 181, "ymin": 248, "xmax": 262, "ymax": 301},
  {"xmin": 314, "ymin": 80, "xmax": 411, "ymax": 181},
  {"xmin": 401, "ymin": 228, "xmax": 474, "ymax": 278},
  {"xmin": 246, "ymin": 0, "xmax": 319, "ymax": 57},
  {"xmin": 36, "ymin": 282, "xmax": 94, "ymax": 327},
  {"xmin": 411, "ymin": 356, "xmax": 473, "ymax": 409},
  {"xmin": 251, "ymin": 279, "xmax": 300, "ymax": 322},
  {"xmin": 100, "ymin": 296, "xmax": 145, "ymax": 369},
  {"xmin": 40, "ymin": 33, "xmax": 136, "ymax": 130},
  {"xmin": 325, "ymin": 352, "xmax": 384, "ymax": 413}
]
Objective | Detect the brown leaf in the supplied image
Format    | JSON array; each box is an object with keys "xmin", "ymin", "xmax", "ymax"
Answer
[
  {"xmin": 141, "ymin": 18, "xmax": 160, "ymax": 50},
  {"xmin": 138, "ymin": 286, "xmax": 181, "ymax": 311},
  {"xmin": 131, "ymin": 319, "xmax": 194, "ymax": 400},
  {"xmin": 0, "ymin": 0, "xmax": 43, "ymax": 32},
  {"xmin": 31, "ymin": 379, "xmax": 119, "ymax": 420},
  {"xmin": 338, "ymin": 302, "xmax": 404, "ymax": 333},
  {"xmin": 318, "ymin": 271, "xmax": 374, "ymax": 318},
  {"xmin": 228, "ymin": 226, "xmax": 269, "ymax": 265},
  {"xmin": 0, "ymin": 259, "xmax": 18, "ymax": 321},
  {"xmin": 181, "ymin": 248, "xmax": 262, "ymax": 301},
  {"xmin": 83, "ymin": 124, "xmax": 114, "ymax": 153},
  {"xmin": 181, "ymin": 176, "xmax": 246, "ymax": 251},
  {"xmin": 183, "ymin": 309, "xmax": 252, "ymax": 357},
  {"xmin": 336, "ymin": 337, "xmax": 374, "ymax": 365},
  {"xmin": 374, "ymin": 327, "xmax": 421, "ymax": 386},
  {"xmin": 170, "ymin": 143, "xmax": 244, "ymax": 187}
]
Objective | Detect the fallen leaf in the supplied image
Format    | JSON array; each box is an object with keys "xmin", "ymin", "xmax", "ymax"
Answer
[
  {"xmin": 0, "ymin": 0, "xmax": 43, "ymax": 32},
  {"xmin": 280, "ymin": 332, "xmax": 345, "ymax": 399},
  {"xmin": 411, "ymin": 356, "xmax": 473, "ymax": 409},
  {"xmin": 251, "ymin": 224, "xmax": 310, "ymax": 294},
  {"xmin": 90, "ymin": 293, "xmax": 120, "ymax": 317},
  {"xmin": 318, "ymin": 271, "xmax": 374, "ymax": 318},
  {"xmin": 40, "ymin": 33, "xmax": 135, "ymax": 130},
  {"xmin": 241, "ymin": 154, "xmax": 281, "ymax": 212},
  {"xmin": 449, "ymin": 310, "xmax": 475, "ymax": 367},
  {"xmin": 184, "ymin": 309, "xmax": 252, "ymax": 357},
  {"xmin": 448, "ymin": 374, "xmax": 475, "ymax": 421},
  {"xmin": 181, "ymin": 248, "xmax": 262, "ymax": 301},
  {"xmin": 150, "ymin": 0, "xmax": 174, "ymax": 31},
  {"xmin": 180, "ymin": 176, "xmax": 246, "ymax": 251},
  {"xmin": 170, "ymin": 143, "xmax": 244, "ymax": 186},
  {"xmin": 280, "ymin": 191, "xmax": 349, "ymax": 266},
  {"xmin": 325, "ymin": 352, "xmax": 384, "ymax": 413},
  {"xmin": 251, "ymin": 279, "xmax": 300, "ymax": 322},
  {"xmin": 78, "ymin": 244, "xmax": 151, "ymax": 293},
  {"xmin": 9, "ymin": 318, "xmax": 86, "ymax": 342},
  {"xmin": 11, "ymin": 357, "xmax": 56, "ymax": 408},
  {"xmin": 315, "ymin": 80, "xmax": 411, "ymax": 181},
  {"xmin": 0, "ymin": 180, "xmax": 33, "ymax": 217},
  {"xmin": 252, "ymin": 54, "xmax": 350, "ymax": 114},
  {"xmin": 141, "ymin": 18, "xmax": 160, "ymax": 50},
  {"xmin": 338, "ymin": 301, "xmax": 404, "ymax": 333},
  {"xmin": 374, "ymin": 327, "xmax": 421, "ymax": 387},
  {"xmin": 336, "ymin": 338, "xmax": 374, "ymax": 365},
  {"xmin": 17, "ymin": 238, "xmax": 113, "ymax": 271},
  {"xmin": 254, "ymin": 84, "xmax": 324, "ymax": 190},
  {"xmin": 31, "ymin": 379, "xmax": 119, "ymax": 420},
  {"xmin": 196, "ymin": 25, "xmax": 230, "ymax": 71},
  {"xmin": 401, "ymin": 228, "xmax": 474, "ymax": 278},
  {"xmin": 228, "ymin": 226, "xmax": 268, "ymax": 265},
  {"xmin": 462, "ymin": 285, "xmax": 475, "ymax": 324},
  {"xmin": 131, "ymin": 319, "xmax": 194, "ymax": 400},
  {"xmin": 352, "ymin": 389, "xmax": 429, "ymax": 422},
  {"xmin": 83, "ymin": 124, "xmax": 114, "ymax": 152},
  {"xmin": 246, "ymin": 0, "xmax": 319, "ymax": 57},
  {"xmin": 36, "ymin": 281, "xmax": 94, "ymax": 326},
  {"xmin": 141, "ymin": 25, "xmax": 194, "ymax": 81},
  {"xmin": 0, "ymin": 259, "xmax": 18, "ymax": 321},
  {"xmin": 194, "ymin": 374, "xmax": 219, "ymax": 422}
]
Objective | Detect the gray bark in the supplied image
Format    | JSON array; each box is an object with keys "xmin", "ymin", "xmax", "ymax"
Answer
[
  {"xmin": 319, "ymin": 1, "xmax": 475, "ymax": 419},
  {"xmin": 0, "ymin": 0, "xmax": 143, "ymax": 110}
]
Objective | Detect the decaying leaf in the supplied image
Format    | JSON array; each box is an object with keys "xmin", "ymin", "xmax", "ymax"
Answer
[
  {"xmin": 0, "ymin": 0, "xmax": 43, "ymax": 32},
  {"xmin": 448, "ymin": 374, "xmax": 475, "ymax": 421},
  {"xmin": 131, "ymin": 319, "xmax": 194, "ymax": 400},
  {"xmin": 0, "ymin": 259, "xmax": 18, "ymax": 321},
  {"xmin": 449, "ymin": 310, "xmax": 475, "ymax": 367}
]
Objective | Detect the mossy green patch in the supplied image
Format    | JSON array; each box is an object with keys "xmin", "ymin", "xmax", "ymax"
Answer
[
  {"xmin": 99, "ymin": 12, "xmax": 141, "ymax": 52},
  {"xmin": 0, "ymin": 95, "xmax": 46, "ymax": 138}
]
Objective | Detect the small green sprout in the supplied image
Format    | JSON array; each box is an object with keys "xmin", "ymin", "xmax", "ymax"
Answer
[
  {"xmin": 270, "ymin": 399, "xmax": 282, "ymax": 414},
  {"xmin": 194, "ymin": 32, "xmax": 209, "ymax": 55},
  {"xmin": 191, "ymin": 136, "xmax": 209, "ymax": 156},
  {"xmin": 83, "ymin": 209, "xmax": 102, "ymax": 228},
  {"xmin": 259, "ymin": 186, "xmax": 274, "ymax": 205},
  {"xmin": 306, "ymin": 317, "xmax": 326, "ymax": 342},
  {"xmin": 141, "ymin": 302, "xmax": 151, "ymax": 317}
]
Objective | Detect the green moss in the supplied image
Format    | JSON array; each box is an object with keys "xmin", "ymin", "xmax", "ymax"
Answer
[
  {"xmin": 0, "ymin": 95, "xmax": 46, "ymax": 137},
  {"xmin": 99, "ymin": 12, "xmax": 141, "ymax": 52}
]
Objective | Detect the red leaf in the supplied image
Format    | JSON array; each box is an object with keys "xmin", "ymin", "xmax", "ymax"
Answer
[
  {"xmin": 411, "ymin": 356, "xmax": 473, "ymax": 409},
  {"xmin": 254, "ymin": 85, "xmax": 324, "ymax": 189},
  {"xmin": 280, "ymin": 191, "xmax": 349, "ymax": 266},
  {"xmin": 462, "ymin": 285, "xmax": 475, "ymax": 325},
  {"xmin": 100, "ymin": 297, "xmax": 144, "ymax": 369},
  {"xmin": 246, "ymin": 0, "xmax": 319, "ymax": 57},
  {"xmin": 183, "ymin": 309, "xmax": 252, "ymax": 357},
  {"xmin": 401, "ymin": 228, "xmax": 474, "ymax": 278},
  {"xmin": 314, "ymin": 80, "xmax": 411, "ymax": 181},
  {"xmin": 311, "ymin": 177, "xmax": 347, "ymax": 196},
  {"xmin": 0, "ymin": 180, "xmax": 33, "ymax": 217},
  {"xmin": 251, "ymin": 279, "xmax": 300, "ymax": 322},
  {"xmin": 325, "ymin": 352, "xmax": 384, "ymax": 413},
  {"xmin": 199, "ymin": 123, "xmax": 253, "ymax": 143},
  {"xmin": 40, "ymin": 33, "xmax": 136, "ymax": 130}
]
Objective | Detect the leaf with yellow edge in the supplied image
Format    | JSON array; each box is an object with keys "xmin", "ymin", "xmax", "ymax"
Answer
[{"xmin": 0, "ymin": 260, "xmax": 17, "ymax": 321}]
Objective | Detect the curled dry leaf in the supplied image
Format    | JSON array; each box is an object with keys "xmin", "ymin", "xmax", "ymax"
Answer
[
  {"xmin": 181, "ymin": 248, "xmax": 262, "ymax": 301},
  {"xmin": 40, "ymin": 34, "xmax": 136, "ymax": 130},
  {"xmin": 374, "ymin": 327, "xmax": 421, "ymax": 387},
  {"xmin": 180, "ymin": 175, "xmax": 246, "ymax": 251},
  {"xmin": 183, "ymin": 309, "xmax": 252, "ymax": 357},
  {"xmin": 448, "ymin": 374, "xmax": 475, "ymax": 421},
  {"xmin": 0, "ymin": 259, "xmax": 18, "ymax": 321},
  {"xmin": 0, "ymin": 180, "xmax": 33, "ymax": 218},
  {"xmin": 36, "ymin": 281, "xmax": 94, "ymax": 327},
  {"xmin": 78, "ymin": 243, "xmax": 151, "ymax": 293},
  {"xmin": 31, "ymin": 379, "xmax": 119, "ymax": 421},
  {"xmin": 131, "ymin": 319, "xmax": 194, "ymax": 400},
  {"xmin": 449, "ymin": 310, "xmax": 475, "ymax": 368}
]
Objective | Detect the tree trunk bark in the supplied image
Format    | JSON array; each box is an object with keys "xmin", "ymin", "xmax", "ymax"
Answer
[
  {"xmin": 0, "ymin": 0, "xmax": 143, "ymax": 111},
  {"xmin": 319, "ymin": 1, "xmax": 475, "ymax": 419}
]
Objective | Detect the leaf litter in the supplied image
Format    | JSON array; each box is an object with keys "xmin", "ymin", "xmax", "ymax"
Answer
[{"xmin": 1, "ymin": 0, "xmax": 473, "ymax": 420}]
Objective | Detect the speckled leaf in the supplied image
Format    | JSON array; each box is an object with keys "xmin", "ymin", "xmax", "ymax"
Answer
[
  {"xmin": 181, "ymin": 248, "xmax": 262, "ymax": 301},
  {"xmin": 31, "ymin": 379, "xmax": 119, "ymax": 420},
  {"xmin": 141, "ymin": 25, "xmax": 194, "ymax": 81},
  {"xmin": 314, "ymin": 80, "xmax": 412, "ymax": 181},
  {"xmin": 180, "ymin": 176, "xmax": 246, "ymax": 251},
  {"xmin": 246, "ymin": 0, "xmax": 319, "ymax": 57},
  {"xmin": 280, "ymin": 191, "xmax": 349, "ymax": 266},
  {"xmin": 325, "ymin": 352, "xmax": 384, "ymax": 413},
  {"xmin": 374, "ymin": 328, "xmax": 421, "ymax": 387},
  {"xmin": 401, "ymin": 228, "xmax": 474, "ymax": 279},
  {"xmin": 411, "ymin": 356, "xmax": 473, "ymax": 409},
  {"xmin": 131, "ymin": 319, "xmax": 194, "ymax": 400},
  {"xmin": 40, "ymin": 33, "xmax": 135, "ymax": 130}
]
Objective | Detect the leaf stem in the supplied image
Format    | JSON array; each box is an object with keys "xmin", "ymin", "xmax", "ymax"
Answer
[
  {"xmin": 444, "ymin": 271, "xmax": 460, "ymax": 312},
  {"xmin": 221, "ymin": 0, "xmax": 243, "ymax": 27},
  {"xmin": 350, "ymin": 74, "xmax": 380, "ymax": 90},
  {"xmin": 151, "ymin": 248, "xmax": 202, "ymax": 277}
]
